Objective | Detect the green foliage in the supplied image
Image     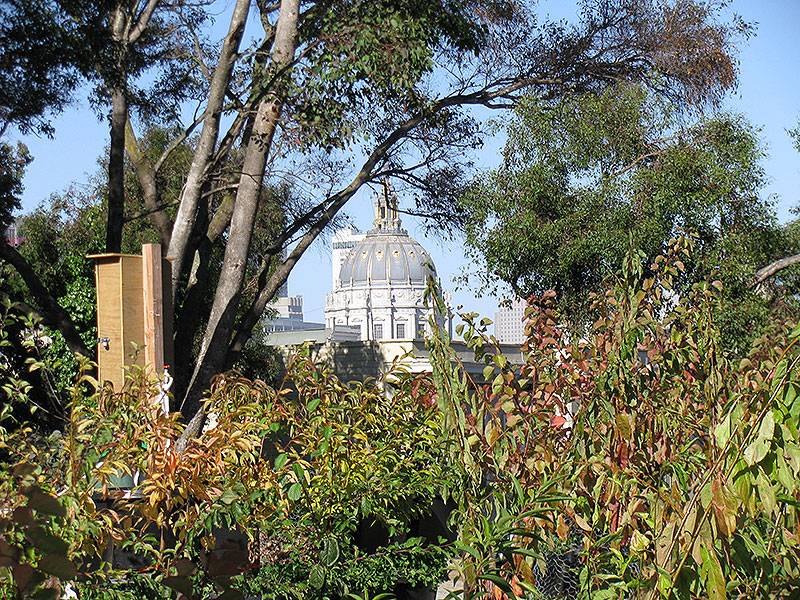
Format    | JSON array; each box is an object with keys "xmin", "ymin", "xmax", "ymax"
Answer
[
  {"xmin": 75, "ymin": 573, "xmax": 172, "ymax": 600},
  {"xmin": 234, "ymin": 351, "xmax": 454, "ymax": 598},
  {"xmin": 461, "ymin": 83, "xmax": 798, "ymax": 352},
  {"xmin": 428, "ymin": 236, "xmax": 800, "ymax": 598},
  {"xmin": 1, "ymin": 271, "xmax": 74, "ymax": 429},
  {"xmin": 272, "ymin": 350, "xmax": 453, "ymax": 535},
  {"xmin": 239, "ymin": 538, "xmax": 446, "ymax": 599},
  {"xmin": 0, "ymin": 322, "xmax": 455, "ymax": 598},
  {"xmin": 287, "ymin": 0, "xmax": 487, "ymax": 150},
  {"xmin": 0, "ymin": 141, "xmax": 30, "ymax": 228},
  {"xmin": 8, "ymin": 226, "xmax": 800, "ymax": 599},
  {"xmin": 0, "ymin": 0, "xmax": 82, "ymax": 136}
]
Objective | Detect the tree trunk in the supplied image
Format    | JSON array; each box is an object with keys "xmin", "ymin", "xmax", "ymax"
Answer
[
  {"xmin": 177, "ymin": 0, "xmax": 301, "ymax": 446},
  {"xmin": 105, "ymin": 84, "xmax": 127, "ymax": 253},
  {"xmin": 104, "ymin": 3, "xmax": 129, "ymax": 253},
  {"xmin": 166, "ymin": 0, "xmax": 251, "ymax": 301},
  {"xmin": 125, "ymin": 120, "xmax": 172, "ymax": 246}
]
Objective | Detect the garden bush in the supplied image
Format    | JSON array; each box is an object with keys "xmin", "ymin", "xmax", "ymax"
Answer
[{"xmin": 2, "ymin": 236, "xmax": 800, "ymax": 599}]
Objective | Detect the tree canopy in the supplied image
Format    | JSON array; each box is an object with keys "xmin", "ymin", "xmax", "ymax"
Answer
[
  {"xmin": 0, "ymin": 0, "xmax": 753, "ymax": 436},
  {"xmin": 460, "ymin": 83, "xmax": 799, "ymax": 350}
]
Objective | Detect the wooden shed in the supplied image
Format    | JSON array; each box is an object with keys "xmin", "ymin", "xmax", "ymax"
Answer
[{"xmin": 88, "ymin": 244, "xmax": 173, "ymax": 390}]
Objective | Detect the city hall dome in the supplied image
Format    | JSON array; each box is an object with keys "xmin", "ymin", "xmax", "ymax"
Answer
[
  {"xmin": 337, "ymin": 232, "xmax": 436, "ymax": 287},
  {"xmin": 325, "ymin": 182, "xmax": 439, "ymax": 341},
  {"xmin": 337, "ymin": 185, "xmax": 436, "ymax": 287}
]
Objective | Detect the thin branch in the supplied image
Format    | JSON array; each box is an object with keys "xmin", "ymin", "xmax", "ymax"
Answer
[
  {"xmin": 201, "ymin": 183, "xmax": 239, "ymax": 199},
  {"xmin": 153, "ymin": 111, "xmax": 204, "ymax": 174},
  {"xmin": 753, "ymin": 254, "xmax": 800, "ymax": 287},
  {"xmin": 0, "ymin": 241, "xmax": 90, "ymax": 357}
]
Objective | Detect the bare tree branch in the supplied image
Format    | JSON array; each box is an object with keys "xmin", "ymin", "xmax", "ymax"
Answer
[{"xmin": 754, "ymin": 255, "xmax": 800, "ymax": 287}]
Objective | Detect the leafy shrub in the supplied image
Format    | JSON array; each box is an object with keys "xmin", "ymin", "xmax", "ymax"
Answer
[
  {"xmin": 428, "ymin": 235, "xmax": 800, "ymax": 598},
  {"xmin": 4, "ymin": 236, "xmax": 800, "ymax": 599},
  {"xmin": 1, "ymin": 334, "xmax": 454, "ymax": 598}
]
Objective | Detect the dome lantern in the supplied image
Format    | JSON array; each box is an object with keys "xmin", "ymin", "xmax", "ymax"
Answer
[{"xmin": 336, "ymin": 190, "xmax": 435, "ymax": 288}]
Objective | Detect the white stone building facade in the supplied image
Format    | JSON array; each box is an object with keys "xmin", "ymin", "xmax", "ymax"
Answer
[{"xmin": 325, "ymin": 185, "xmax": 438, "ymax": 341}]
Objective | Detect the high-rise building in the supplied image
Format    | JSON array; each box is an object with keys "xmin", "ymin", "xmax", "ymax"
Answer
[
  {"xmin": 331, "ymin": 226, "xmax": 365, "ymax": 289},
  {"xmin": 494, "ymin": 297, "xmax": 527, "ymax": 345},
  {"xmin": 264, "ymin": 248, "xmax": 320, "ymax": 332}
]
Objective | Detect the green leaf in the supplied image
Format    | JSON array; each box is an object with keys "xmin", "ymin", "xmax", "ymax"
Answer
[
  {"xmin": 288, "ymin": 483, "xmax": 303, "ymax": 501},
  {"xmin": 714, "ymin": 412, "xmax": 731, "ymax": 448},
  {"xmin": 757, "ymin": 471, "xmax": 777, "ymax": 515},
  {"xmin": 700, "ymin": 482, "xmax": 713, "ymax": 510},
  {"xmin": 320, "ymin": 537, "xmax": 340, "ymax": 567},
  {"xmin": 492, "ymin": 373, "xmax": 503, "ymax": 392},
  {"xmin": 309, "ymin": 564, "xmax": 326, "ymax": 589},
  {"xmin": 757, "ymin": 410, "xmax": 775, "ymax": 443},
  {"xmin": 274, "ymin": 453, "xmax": 288, "ymax": 470},
  {"xmin": 219, "ymin": 488, "xmax": 238, "ymax": 505},
  {"xmin": 744, "ymin": 439, "xmax": 769, "ymax": 466},
  {"xmin": 699, "ymin": 543, "xmax": 725, "ymax": 600},
  {"xmin": 785, "ymin": 443, "xmax": 800, "ymax": 475},
  {"xmin": 784, "ymin": 383, "xmax": 797, "ymax": 412}
]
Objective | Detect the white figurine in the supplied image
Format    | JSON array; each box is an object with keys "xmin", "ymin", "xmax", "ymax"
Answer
[{"xmin": 157, "ymin": 365, "xmax": 173, "ymax": 415}]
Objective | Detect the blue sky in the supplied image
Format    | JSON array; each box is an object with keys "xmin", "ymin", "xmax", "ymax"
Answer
[{"xmin": 14, "ymin": 0, "xmax": 800, "ymax": 324}]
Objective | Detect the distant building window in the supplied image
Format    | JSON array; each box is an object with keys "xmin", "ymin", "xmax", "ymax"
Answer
[
  {"xmin": 373, "ymin": 323, "xmax": 383, "ymax": 339},
  {"xmin": 416, "ymin": 321, "xmax": 425, "ymax": 339},
  {"xmin": 396, "ymin": 323, "xmax": 406, "ymax": 339}
]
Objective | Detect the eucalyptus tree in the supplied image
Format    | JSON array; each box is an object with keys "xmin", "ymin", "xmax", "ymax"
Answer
[
  {"xmin": 459, "ymin": 83, "xmax": 799, "ymax": 351},
  {"xmin": 1, "ymin": 0, "xmax": 752, "ymax": 439}
]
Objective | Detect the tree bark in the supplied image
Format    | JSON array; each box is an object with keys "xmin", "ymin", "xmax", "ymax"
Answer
[
  {"xmin": 0, "ymin": 241, "xmax": 90, "ymax": 357},
  {"xmin": 176, "ymin": 0, "xmax": 300, "ymax": 446},
  {"xmin": 124, "ymin": 120, "xmax": 172, "ymax": 246},
  {"xmin": 753, "ymin": 254, "xmax": 800, "ymax": 286},
  {"xmin": 105, "ymin": 84, "xmax": 128, "ymax": 253},
  {"xmin": 166, "ymin": 0, "xmax": 251, "ymax": 301},
  {"xmin": 104, "ymin": 3, "xmax": 129, "ymax": 253}
]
